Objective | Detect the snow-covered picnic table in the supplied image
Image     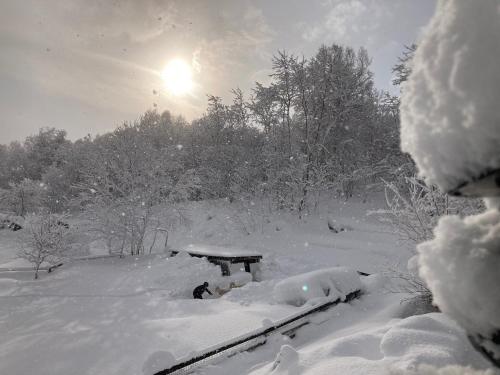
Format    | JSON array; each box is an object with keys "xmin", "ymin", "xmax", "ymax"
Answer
[{"xmin": 170, "ymin": 244, "xmax": 263, "ymax": 280}]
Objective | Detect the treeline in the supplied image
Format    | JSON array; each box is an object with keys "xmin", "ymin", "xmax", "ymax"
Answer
[
  {"xmin": 1, "ymin": 44, "xmax": 406, "ymax": 214},
  {"xmin": 0, "ymin": 44, "xmax": 411, "ymax": 254}
]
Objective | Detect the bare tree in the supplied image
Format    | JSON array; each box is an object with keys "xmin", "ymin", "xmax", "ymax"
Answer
[
  {"xmin": 383, "ymin": 176, "xmax": 484, "ymax": 243},
  {"xmin": 19, "ymin": 213, "xmax": 73, "ymax": 279}
]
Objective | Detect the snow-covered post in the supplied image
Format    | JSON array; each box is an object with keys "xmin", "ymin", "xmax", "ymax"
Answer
[{"xmin": 400, "ymin": 0, "xmax": 500, "ymax": 366}]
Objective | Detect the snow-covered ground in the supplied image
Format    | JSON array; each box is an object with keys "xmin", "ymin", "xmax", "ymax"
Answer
[
  {"xmin": 206, "ymin": 282, "xmax": 492, "ymax": 375},
  {"xmin": 0, "ymin": 195, "xmax": 493, "ymax": 374}
]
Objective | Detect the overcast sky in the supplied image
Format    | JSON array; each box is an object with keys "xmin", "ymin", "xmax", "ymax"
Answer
[{"xmin": 0, "ymin": 0, "xmax": 436, "ymax": 144}]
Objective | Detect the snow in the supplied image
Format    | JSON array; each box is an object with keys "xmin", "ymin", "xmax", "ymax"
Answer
[
  {"xmin": 0, "ymin": 254, "xmax": 298, "ymax": 375},
  {"xmin": 207, "ymin": 292, "xmax": 491, "ymax": 375},
  {"xmin": 274, "ymin": 267, "xmax": 362, "ymax": 306},
  {"xmin": 417, "ymin": 198, "xmax": 500, "ymax": 362},
  {"xmin": 379, "ymin": 313, "xmax": 484, "ymax": 371},
  {"xmin": 247, "ymin": 313, "xmax": 490, "ymax": 375},
  {"xmin": 168, "ymin": 195, "xmax": 410, "ymax": 278},
  {"xmin": 400, "ymin": 0, "xmax": 500, "ymax": 193},
  {"xmin": 398, "ymin": 365, "xmax": 497, "ymax": 375},
  {"xmin": 1, "ymin": 194, "xmax": 493, "ymax": 374},
  {"xmin": 142, "ymin": 351, "xmax": 176, "ymax": 375}
]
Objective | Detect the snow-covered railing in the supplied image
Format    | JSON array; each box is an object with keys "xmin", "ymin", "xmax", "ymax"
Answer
[{"xmin": 152, "ymin": 289, "xmax": 362, "ymax": 375}]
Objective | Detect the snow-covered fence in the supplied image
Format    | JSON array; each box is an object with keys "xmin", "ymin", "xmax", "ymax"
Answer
[{"xmin": 151, "ymin": 289, "xmax": 362, "ymax": 375}]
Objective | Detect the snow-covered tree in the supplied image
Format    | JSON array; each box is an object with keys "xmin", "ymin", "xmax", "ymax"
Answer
[
  {"xmin": 0, "ymin": 179, "xmax": 45, "ymax": 217},
  {"xmin": 392, "ymin": 44, "xmax": 417, "ymax": 87},
  {"xmin": 383, "ymin": 176, "xmax": 484, "ymax": 244},
  {"xmin": 19, "ymin": 213, "xmax": 73, "ymax": 279}
]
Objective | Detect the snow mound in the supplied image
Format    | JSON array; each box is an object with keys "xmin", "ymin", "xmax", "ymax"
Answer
[
  {"xmin": 253, "ymin": 313, "xmax": 491, "ymax": 375},
  {"xmin": 381, "ymin": 313, "xmax": 482, "ymax": 370},
  {"xmin": 155, "ymin": 252, "xmax": 226, "ymax": 298},
  {"xmin": 142, "ymin": 351, "xmax": 176, "ymax": 375},
  {"xmin": 417, "ymin": 199, "xmax": 500, "ymax": 361},
  {"xmin": 222, "ymin": 280, "xmax": 278, "ymax": 305},
  {"xmin": 273, "ymin": 267, "xmax": 362, "ymax": 306},
  {"xmin": 400, "ymin": 0, "xmax": 500, "ymax": 192},
  {"xmin": 270, "ymin": 344, "xmax": 300, "ymax": 373},
  {"xmin": 360, "ymin": 273, "xmax": 389, "ymax": 294},
  {"xmin": 399, "ymin": 365, "xmax": 497, "ymax": 375}
]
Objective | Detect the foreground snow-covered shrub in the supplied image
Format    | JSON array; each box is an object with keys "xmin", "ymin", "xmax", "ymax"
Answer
[
  {"xmin": 417, "ymin": 198, "xmax": 500, "ymax": 363},
  {"xmin": 274, "ymin": 267, "xmax": 362, "ymax": 306},
  {"xmin": 401, "ymin": 0, "xmax": 500, "ymax": 366},
  {"xmin": 401, "ymin": 0, "xmax": 500, "ymax": 193}
]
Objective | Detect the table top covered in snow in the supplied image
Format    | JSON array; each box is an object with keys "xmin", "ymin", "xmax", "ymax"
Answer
[{"xmin": 173, "ymin": 244, "xmax": 263, "ymax": 262}]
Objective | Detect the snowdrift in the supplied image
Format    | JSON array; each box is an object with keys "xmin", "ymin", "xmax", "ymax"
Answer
[
  {"xmin": 273, "ymin": 267, "xmax": 362, "ymax": 307},
  {"xmin": 265, "ymin": 313, "xmax": 491, "ymax": 375}
]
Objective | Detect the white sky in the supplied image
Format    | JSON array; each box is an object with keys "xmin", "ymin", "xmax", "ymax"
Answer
[{"xmin": 0, "ymin": 0, "xmax": 436, "ymax": 144}]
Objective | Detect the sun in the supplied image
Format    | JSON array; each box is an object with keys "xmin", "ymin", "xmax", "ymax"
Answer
[{"xmin": 161, "ymin": 59, "xmax": 194, "ymax": 96}]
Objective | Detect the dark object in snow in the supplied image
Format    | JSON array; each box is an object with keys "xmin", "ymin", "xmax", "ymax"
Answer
[
  {"xmin": 171, "ymin": 245, "xmax": 263, "ymax": 281},
  {"xmin": 328, "ymin": 221, "xmax": 339, "ymax": 233},
  {"xmin": 327, "ymin": 219, "xmax": 350, "ymax": 233},
  {"xmin": 468, "ymin": 330, "xmax": 500, "ymax": 368},
  {"xmin": 48, "ymin": 263, "xmax": 64, "ymax": 273},
  {"xmin": 192, "ymin": 282, "xmax": 212, "ymax": 299},
  {"xmin": 448, "ymin": 168, "xmax": 500, "ymax": 197},
  {"xmin": 56, "ymin": 220, "xmax": 69, "ymax": 229},
  {"xmin": 8, "ymin": 222, "xmax": 22, "ymax": 231},
  {"xmin": 356, "ymin": 270, "xmax": 370, "ymax": 277},
  {"xmin": 153, "ymin": 289, "xmax": 362, "ymax": 375}
]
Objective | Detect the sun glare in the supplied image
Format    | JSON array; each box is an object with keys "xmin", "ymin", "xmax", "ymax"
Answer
[{"xmin": 161, "ymin": 59, "xmax": 194, "ymax": 96}]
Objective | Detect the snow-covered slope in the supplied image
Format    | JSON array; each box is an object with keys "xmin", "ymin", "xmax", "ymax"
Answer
[
  {"xmin": 0, "ymin": 195, "xmax": 410, "ymax": 375},
  {"xmin": 1, "ymin": 195, "xmax": 492, "ymax": 374},
  {"xmin": 198, "ymin": 279, "xmax": 492, "ymax": 375}
]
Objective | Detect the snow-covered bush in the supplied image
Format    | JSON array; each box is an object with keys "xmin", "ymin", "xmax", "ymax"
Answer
[
  {"xmin": 18, "ymin": 213, "xmax": 75, "ymax": 279},
  {"xmin": 417, "ymin": 198, "xmax": 500, "ymax": 365},
  {"xmin": 0, "ymin": 179, "xmax": 45, "ymax": 217},
  {"xmin": 400, "ymin": 0, "xmax": 500, "ymax": 366},
  {"xmin": 384, "ymin": 176, "xmax": 484, "ymax": 244},
  {"xmin": 382, "ymin": 176, "xmax": 483, "ymax": 303},
  {"xmin": 400, "ymin": 0, "xmax": 500, "ymax": 193},
  {"xmin": 274, "ymin": 267, "xmax": 362, "ymax": 306}
]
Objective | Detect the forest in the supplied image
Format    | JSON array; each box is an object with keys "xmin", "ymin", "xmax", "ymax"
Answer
[{"xmin": 0, "ymin": 43, "xmax": 477, "ymax": 262}]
